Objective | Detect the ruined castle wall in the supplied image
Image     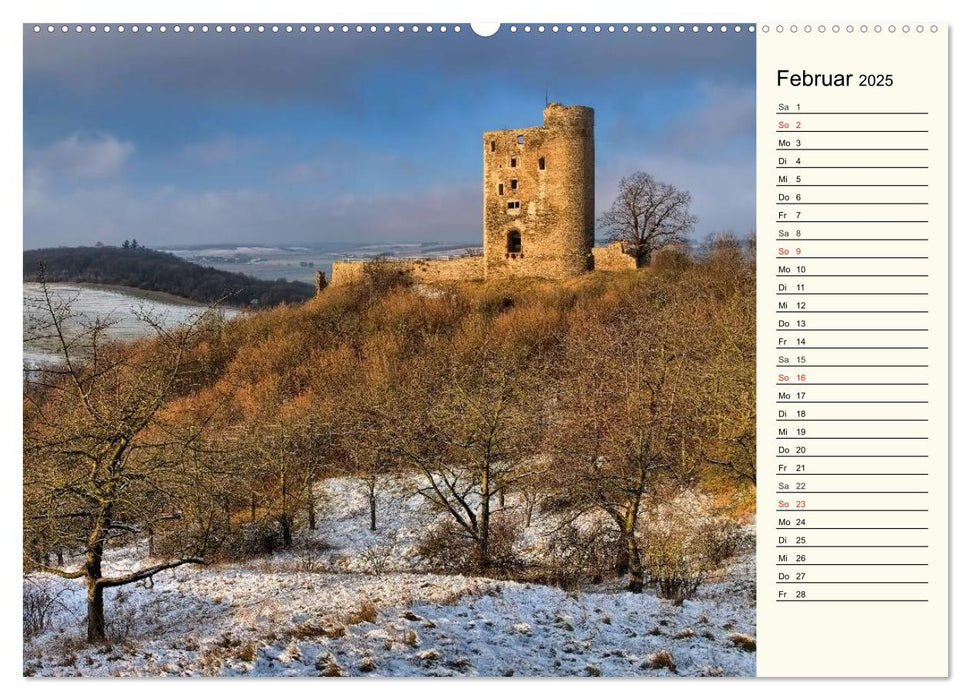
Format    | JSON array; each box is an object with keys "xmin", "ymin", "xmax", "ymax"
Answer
[
  {"xmin": 330, "ymin": 261, "xmax": 368, "ymax": 286},
  {"xmin": 328, "ymin": 256, "xmax": 485, "ymax": 288},
  {"xmin": 592, "ymin": 241, "xmax": 638, "ymax": 271},
  {"xmin": 327, "ymin": 104, "xmax": 596, "ymax": 292},
  {"xmin": 403, "ymin": 256, "xmax": 485, "ymax": 283},
  {"xmin": 482, "ymin": 103, "xmax": 594, "ymax": 280}
]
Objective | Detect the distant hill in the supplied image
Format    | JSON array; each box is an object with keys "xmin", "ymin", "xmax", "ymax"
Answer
[{"xmin": 24, "ymin": 246, "xmax": 314, "ymax": 308}]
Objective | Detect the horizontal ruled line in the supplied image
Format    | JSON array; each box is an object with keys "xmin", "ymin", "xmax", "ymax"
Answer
[
  {"xmin": 774, "ymin": 239, "xmax": 929, "ymax": 242},
  {"xmin": 776, "ymin": 203, "xmax": 928, "ymax": 206},
  {"xmin": 774, "ymin": 112, "xmax": 928, "ymax": 115},
  {"xmin": 775, "ymin": 546, "xmax": 929, "ymax": 549},
  {"xmin": 775, "ymin": 436, "xmax": 928, "ymax": 439},
  {"xmin": 775, "ymin": 293, "xmax": 928, "ymax": 296},
  {"xmin": 776, "ymin": 184, "xmax": 929, "ymax": 187},
  {"xmin": 776, "ymin": 166, "xmax": 928, "ymax": 169},
  {"xmin": 777, "ymin": 563, "xmax": 928, "ymax": 566},
  {"xmin": 774, "ymin": 220, "xmax": 929, "ymax": 223},
  {"xmin": 776, "ymin": 275, "xmax": 929, "ymax": 278},
  {"xmin": 776, "ymin": 509, "xmax": 928, "ymax": 512},
  {"xmin": 775, "ymin": 330, "xmax": 929, "ymax": 333},
  {"xmin": 775, "ymin": 382, "xmax": 928, "ymax": 385},
  {"xmin": 775, "ymin": 473, "xmax": 929, "ymax": 477},
  {"xmin": 776, "ymin": 148, "xmax": 928, "ymax": 151},
  {"xmin": 774, "ymin": 130, "xmax": 928, "ymax": 133},
  {"xmin": 775, "ymin": 600, "xmax": 928, "ymax": 602},
  {"xmin": 776, "ymin": 581, "xmax": 929, "ymax": 584},
  {"xmin": 770, "ymin": 454, "xmax": 929, "ymax": 457},
  {"xmin": 776, "ymin": 528, "xmax": 928, "ymax": 530},
  {"xmin": 775, "ymin": 310, "xmax": 928, "ymax": 313}
]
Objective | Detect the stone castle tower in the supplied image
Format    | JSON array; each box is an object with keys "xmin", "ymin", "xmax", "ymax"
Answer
[
  {"xmin": 326, "ymin": 102, "xmax": 636, "ymax": 289},
  {"xmin": 482, "ymin": 103, "xmax": 595, "ymax": 279}
]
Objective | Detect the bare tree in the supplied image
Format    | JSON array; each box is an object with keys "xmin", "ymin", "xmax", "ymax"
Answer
[
  {"xmin": 244, "ymin": 413, "xmax": 330, "ymax": 549},
  {"xmin": 340, "ymin": 373, "xmax": 400, "ymax": 533},
  {"xmin": 550, "ymin": 292, "xmax": 704, "ymax": 593},
  {"xmin": 23, "ymin": 277, "xmax": 217, "ymax": 643},
  {"xmin": 598, "ymin": 172, "xmax": 697, "ymax": 265},
  {"xmin": 693, "ymin": 233, "xmax": 757, "ymax": 485},
  {"xmin": 389, "ymin": 323, "xmax": 545, "ymax": 570}
]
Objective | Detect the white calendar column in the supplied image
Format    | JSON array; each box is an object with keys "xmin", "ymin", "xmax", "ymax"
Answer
[{"xmin": 755, "ymin": 23, "xmax": 948, "ymax": 677}]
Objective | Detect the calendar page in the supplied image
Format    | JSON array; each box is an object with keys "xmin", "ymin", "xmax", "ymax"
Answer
[
  {"xmin": 756, "ymin": 24, "xmax": 948, "ymax": 677},
  {"xmin": 17, "ymin": 14, "xmax": 950, "ymax": 682}
]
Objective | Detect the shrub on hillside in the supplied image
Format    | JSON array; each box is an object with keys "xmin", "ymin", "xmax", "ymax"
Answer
[
  {"xmin": 540, "ymin": 520, "xmax": 622, "ymax": 589},
  {"xmin": 222, "ymin": 518, "xmax": 285, "ymax": 559},
  {"xmin": 641, "ymin": 498, "xmax": 747, "ymax": 603},
  {"xmin": 415, "ymin": 512, "xmax": 523, "ymax": 575}
]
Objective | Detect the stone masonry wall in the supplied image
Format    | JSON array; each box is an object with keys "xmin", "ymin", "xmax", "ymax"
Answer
[
  {"xmin": 592, "ymin": 241, "xmax": 638, "ymax": 271},
  {"xmin": 482, "ymin": 103, "xmax": 595, "ymax": 280},
  {"xmin": 330, "ymin": 256, "xmax": 485, "ymax": 286},
  {"xmin": 324, "ymin": 104, "xmax": 598, "ymax": 292}
]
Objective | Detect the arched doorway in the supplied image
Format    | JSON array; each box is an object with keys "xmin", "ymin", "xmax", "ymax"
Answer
[{"xmin": 506, "ymin": 230, "xmax": 522, "ymax": 255}]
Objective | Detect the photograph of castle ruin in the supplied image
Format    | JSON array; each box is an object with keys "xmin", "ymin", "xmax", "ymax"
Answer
[
  {"xmin": 23, "ymin": 24, "xmax": 756, "ymax": 677},
  {"xmin": 328, "ymin": 103, "xmax": 622, "ymax": 288}
]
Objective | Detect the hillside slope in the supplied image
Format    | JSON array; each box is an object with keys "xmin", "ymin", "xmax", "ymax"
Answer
[
  {"xmin": 23, "ymin": 476, "xmax": 756, "ymax": 677},
  {"xmin": 24, "ymin": 246, "xmax": 314, "ymax": 307}
]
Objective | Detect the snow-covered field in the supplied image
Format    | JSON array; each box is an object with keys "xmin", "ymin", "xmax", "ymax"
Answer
[
  {"xmin": 23, "ymin": 478, "xmax": 755, "ymax": 677},
  {"xmin": 23, "ymin": 283, "xmax": 238, "ymax": 366}
]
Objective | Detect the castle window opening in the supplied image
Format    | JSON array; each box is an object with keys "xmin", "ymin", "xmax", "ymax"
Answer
[
  {"xmin": 517, "ymin": 134, "xmax": 525, "ymax": 144},
  {"xmin": 510, "ymin": 157, "xmax": 517, "ymax": 167},
  {"xmin": 538, "ymin": 156, "xmax": 546, "ymax": 170},
  {"xmin": 498, "ymin": 183, "xmax": 504, "ymax": 195},
  {"xmin": 510, "ymin": 179, "xmax": 518, "ymax": 190},
  {"xmin": 507, "ymin": 200, "xmax": 521, "ymax": 210},
  {"xmin": 490, "ymin": 140, "xmax": 496, "ymax": 152},
  {"xmin": 506, "ymin": 230, "xmax": 522, "ymax": 254}
]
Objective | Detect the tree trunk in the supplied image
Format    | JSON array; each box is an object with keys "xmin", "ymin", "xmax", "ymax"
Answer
[
  {"xmin": 307, "ymin": 495, "xmax": 317, "ymax": 531},
  {"xmin": 251, "ymin": 493, "xmax": 257, "ymax": 523},
  {"xmin": 147, "ymin": 527, "xmax": 155, "ymax": 557},
  {"xmin": 280, "ymin": 479, "xmax": 291, "ymax": 547},
  {"xmin": 478, "ymin": 470, "xmax": 491, "ymax": 570},
  {"xmin": 85, "ymin": 506, "xmax": 110, "ymax": 643},
  {"xmin": 86, "ymin": 581, "xmax": 106, "ymax": 643},
  {"xmin": 624, "ymin": 529, "xmax": 644, "ymax": 593},
  {"xmin": 524, "ymin": 493, "xmax": 535, "ymax": 529},
  {"xmin": 85, "ymin": 532, "xmax": 107, "ymax": 643},
  {"xmin": 369, "ymin": 494, "xmax": 377, "ymax": 532},
  {"xmin": 280, "ymin": 513, "xmax": 292, "ymax": 549},
  {"xmin": 635, "ymin": 241, "xmax": 652, "ymax": 267}
]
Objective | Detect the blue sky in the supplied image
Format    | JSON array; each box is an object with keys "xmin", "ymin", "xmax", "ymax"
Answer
[{"xmin": 23, "ymin": 26, "xmax": 755, "ymax": 249}]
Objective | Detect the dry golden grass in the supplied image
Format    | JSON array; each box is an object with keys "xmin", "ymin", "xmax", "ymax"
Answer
[
  {"xmin": 728, "ymin": 632, "xmax": 756, "ymax": 652},
  {"xmin": 642, "ymin": 649, "xmax": 677, "ymax": 673},
  {"xmin": 345, "ymin": 600, "xmax": 378, "ymax": 626}
]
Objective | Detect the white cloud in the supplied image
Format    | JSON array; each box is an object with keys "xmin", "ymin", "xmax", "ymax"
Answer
[
  {"xmin": 180, "ymin": 136, "xmax": 262, "ymax": 166},
  {"xmin": 26, "ymin": 133, "xmax": 134, "ymax": 181},
  {"xmin": 23, "ymin": 181, "xmax": 481, "ymax": 249}
]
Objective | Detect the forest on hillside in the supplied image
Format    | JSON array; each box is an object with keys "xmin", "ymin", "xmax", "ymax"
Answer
[
  {"xmin": 23, "ymin": 235, "xmax": 755, "ymax": 647},
  {"xmin": 23, "ymin": 246, "xmax": 314, "ymax": 307}
]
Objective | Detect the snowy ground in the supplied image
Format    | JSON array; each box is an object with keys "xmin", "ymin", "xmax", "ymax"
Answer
[
  {"xmin": 23, "ymin": 477, "xmax": 755, "ymax": 677},
  {"xmin": 22, "ymin": 283, "xmax": 239, "ymax": 366}
]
